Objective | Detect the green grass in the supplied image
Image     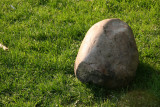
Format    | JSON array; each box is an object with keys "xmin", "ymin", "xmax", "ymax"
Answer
[{"xmin": 0, "ymin": 0, "xmax": 160, "ymax": 106}]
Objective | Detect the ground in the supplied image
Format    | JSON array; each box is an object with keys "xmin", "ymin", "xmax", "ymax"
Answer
[{"xmin": 0, "ymin": 0, "xmax": 160, "ymax": 106}]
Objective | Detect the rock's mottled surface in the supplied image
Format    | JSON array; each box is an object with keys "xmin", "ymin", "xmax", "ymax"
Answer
[{"xmin": 74, "ymin": 18, "xmax": 139, "ymax": 89}]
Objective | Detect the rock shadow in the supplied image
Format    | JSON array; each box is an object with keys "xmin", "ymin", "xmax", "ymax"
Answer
[{"xmin": 85, "ymin": 61, "xmax": 160, "ymax": 105}]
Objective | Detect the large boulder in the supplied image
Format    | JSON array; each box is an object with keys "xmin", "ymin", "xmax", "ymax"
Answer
[{"xmin": 74, "ymin": 18, "xmax": 139, "ymax": 89}]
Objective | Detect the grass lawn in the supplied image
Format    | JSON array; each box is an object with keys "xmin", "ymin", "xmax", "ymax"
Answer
[{"xmin": 0, "ymin": 0, "xmax": 160, "ymax": 106}]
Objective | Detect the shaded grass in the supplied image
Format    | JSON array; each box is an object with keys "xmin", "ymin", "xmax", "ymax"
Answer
[{"xmin": 0, "ymin": 0, "xmax": 160, "ymax": 106}]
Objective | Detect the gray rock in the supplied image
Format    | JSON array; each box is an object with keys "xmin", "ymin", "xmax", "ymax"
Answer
[{"xmin": 74, "ymin": 19, "xmax": 139, "ymax": 89}]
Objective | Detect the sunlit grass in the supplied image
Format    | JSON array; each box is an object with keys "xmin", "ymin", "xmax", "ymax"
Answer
[{"xmin": 0, "ymin": 0, "xmax": 160, "ymax": 106}]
